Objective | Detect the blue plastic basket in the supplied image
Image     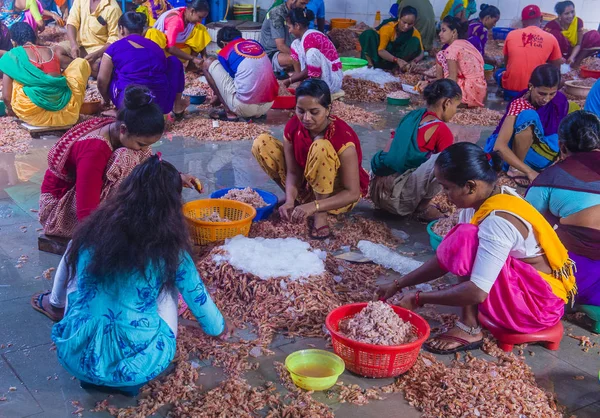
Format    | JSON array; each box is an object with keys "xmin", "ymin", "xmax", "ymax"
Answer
[
  {"xmin": 210, "ymin": 188, "xmax": 278, "ymax": 222},
  {"xmin": 426, "ymin": 220, "xmax": 443, "ymax": 251},
  {"xmin": 492, "ymin": 27, "xmax": 514, "ymax": 40}
]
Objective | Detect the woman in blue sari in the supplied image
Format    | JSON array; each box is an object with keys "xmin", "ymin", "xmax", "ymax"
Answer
[
  {"xmin": 485, "ymin": 64, "xmax": 568, "ymax": 187},
  {"xmin": 97, "ymin": 12, "xmax": 187, "ymax": 118}
]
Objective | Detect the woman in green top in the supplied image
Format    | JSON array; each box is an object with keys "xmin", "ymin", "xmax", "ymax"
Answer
[
  {"xmin": 359, "ymin": 6, "xmax": 424, "ymax": 71},
  {"xmin": 370, "ymin": 79, "xmax": 462, "ymax": 221}
]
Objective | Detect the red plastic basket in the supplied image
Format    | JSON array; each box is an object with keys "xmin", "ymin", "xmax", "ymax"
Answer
[
  {"xmin": 325, "ymin": 303, "xmax": 430, "ymax": 378},
  {"xmin": 580, "ymin": 65, "xmax": 600, "ymax": 79}
]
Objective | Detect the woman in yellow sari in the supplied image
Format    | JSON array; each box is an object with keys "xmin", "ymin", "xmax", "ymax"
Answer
[
  {"xmin": 0, "ymin": 22, "xmax": 90, "ymax": 128},
  {"xmin": 544, "ymin": 1, "xmax": 600, "ymax": 67},
  {"xmin": 145, "ymin": 0, "xmax": 210, "ymax": 67}
]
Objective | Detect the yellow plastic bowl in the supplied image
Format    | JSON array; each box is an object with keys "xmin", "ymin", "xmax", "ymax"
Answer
[{"xmin": 285, "ymin": 349, "xmax": 345, "ymax": 391}]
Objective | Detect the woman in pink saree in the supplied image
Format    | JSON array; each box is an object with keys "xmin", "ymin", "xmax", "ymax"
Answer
[{"xmin": 377, "ymin": 142, "xmax": 575, "ymax": 354}]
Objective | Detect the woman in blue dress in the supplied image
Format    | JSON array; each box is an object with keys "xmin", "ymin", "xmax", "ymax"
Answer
[{"xmin": 45, "ymin": 155, "xmax": 227, "ymax": 395}]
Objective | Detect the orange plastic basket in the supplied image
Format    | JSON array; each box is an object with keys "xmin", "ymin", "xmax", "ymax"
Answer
[
  {"xmin": 325, "ymin": 303, "xmax": 430, "ymax": 378},
  {"xmin": 183, "ymin": 199, "xmax": 256, "ymax": 245}
]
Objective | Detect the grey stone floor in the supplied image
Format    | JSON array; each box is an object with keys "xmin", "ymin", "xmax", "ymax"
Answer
[{"xmin": 1, "ymin": 103, "xmax": 599, "ymax": 417}]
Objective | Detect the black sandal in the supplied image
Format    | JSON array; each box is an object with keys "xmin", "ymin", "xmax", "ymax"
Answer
[{"xmin": 424, "ymin": 334, "xmax": 484, "ymax": 355}]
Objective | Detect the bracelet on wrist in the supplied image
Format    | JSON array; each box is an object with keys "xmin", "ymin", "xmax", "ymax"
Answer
[
  {"xmin": 314, "ymin": 200, "xmax": 320, "ymax": 212},
  {"xmin": 415, "ymin": 290, "xmax": 423, "ymax": 307}
]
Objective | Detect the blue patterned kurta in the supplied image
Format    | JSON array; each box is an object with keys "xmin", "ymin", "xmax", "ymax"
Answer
[{"xmin": 51, "ymin": 251, "xmax": 224, "ymax": 387}]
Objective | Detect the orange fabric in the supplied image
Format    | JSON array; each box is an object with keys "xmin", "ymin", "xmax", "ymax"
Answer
[
  {"xmin": 24, "ymin": 45, "xmax": 61, "ymax": 74},
  {"xmin": 54, "ymin": 0, "xmax": 67, "ymax": 6},
  {"xmin": 502, "ymin": 26, "xmax": 562, "ymax": 92}
]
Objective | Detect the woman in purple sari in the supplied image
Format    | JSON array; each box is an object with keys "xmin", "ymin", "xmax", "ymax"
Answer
[
  {"xmin": 467, "ymin": 4, "xmax": 500, "ymax": 61},
  {"xmin": 526, "ymin": 111, "xmax": 600, "ymax": 332},
  {"xmin": 97, "ymin": 12, "xmax": 187, "ymax": 118}
]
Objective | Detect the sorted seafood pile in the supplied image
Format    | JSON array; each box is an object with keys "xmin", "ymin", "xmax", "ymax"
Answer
[
  {"xmin": 570, "ymin": 77, "xmax": 596, "ymax": 87},
  {"xmin": 432, "ymin": 212, "xmax": 459, "ymax": 237},
  {"xmin": 331, "ymin": 101, "xmax": 382, "ymax": 126},
  {"xmin": 277, "ymin": 81, "xmax": 293, "ymax": 96},
  {"xmin": 0, "ymin": 117, "xmax": 31, "ymax": 154},
  {"xmin": 38, "ymin": 26, "xmax": 67, "ymax": 44},
  {"xmin": 397, "ymin": 72, "xmax": 423, "ymax": 86},
  {"xmin": 582, "ymin": 55, "xmax": 600, "ymax": 70},
  {"xmin": 430, "ymin": 192, "xmax": 457, "ymax": 215},
  {"xmin": 342, "ymin": 76, "xmax": 404, "ymax": 102},
  {"xmin": 485, "ymin": 40, "xmax": 504, "ymax": 62},
  {"xmin": 200, "ymin": 212, "xmax": 230, "ymax": 222},
  {"xmin": 167, "ymin": 117, "xmax": 270, "ymax": 141},
  {"xmin": 394, "ymin": 352, "xmax": 562, "ymax": 418},
  {"xmin": 221, "ymin": 187, "xmax": 268, "ymax": 208},
  {"xmin": 184, "ymin": 74, "xmax": 213, "ymax": 100},
  {"xmin": 387, "ymin": 90, "xmax": 411, "ymax": 99},
  {"xmin": 329, "ymin": 28, "xmax": 358, "ymax": 52},
  {"xmin": 451, "ymin": 107, "xmax": 503, "ymax": 126},
  {"xmin": 183, "ymin": 86, "xmax": 208, "ymax": 96},
  {"xmin": 338, "ymin": 301, "xmax": 416, "ymax": 345},
  {"xmin": 84, "ymin": 81, "xmax": 102, "ymax": 102}
]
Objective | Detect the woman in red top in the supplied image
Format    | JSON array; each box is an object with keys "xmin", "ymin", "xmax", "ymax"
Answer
[
  {"xmin": 370, "ymin": 79, "xmax": 461, "ymax": 220},
  {"xmin": 252, "ymin": 79, "xmax": 369, "ymax": 239},
  {"xmin": 39, "ymin": 85, "xmax": 198, "ymax": 238}
]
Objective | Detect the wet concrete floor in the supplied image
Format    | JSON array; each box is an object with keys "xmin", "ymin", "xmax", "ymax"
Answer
[{"xmin": 1, "ymin": 102, "xmax": 599, "ymax": 417}]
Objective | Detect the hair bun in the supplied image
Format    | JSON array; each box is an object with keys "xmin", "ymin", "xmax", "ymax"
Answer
[
  {"xmin": 480, "ymin": 3, "xmax": 489, "ymax": 11},
  {"xmin": 123, "ymin": 85, "xmax": 153, "ymax": 110}
]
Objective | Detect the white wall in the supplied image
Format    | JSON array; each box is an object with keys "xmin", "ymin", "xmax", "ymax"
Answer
[{"xmin": 244, "ymin": 0, "xmax": 600, "ymax": 30}]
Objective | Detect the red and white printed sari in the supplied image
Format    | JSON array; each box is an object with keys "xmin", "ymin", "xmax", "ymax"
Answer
[
  {"xmin": 291, "ymin": 29, "xmax": 343, "ymax": 94},
  {"xmin": 39, "ymin": 118, "xmax": 151, "ymax": 238}
]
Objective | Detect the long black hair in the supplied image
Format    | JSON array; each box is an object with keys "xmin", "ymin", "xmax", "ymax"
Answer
[
  {"xmin": 435, "ymin": 143, "xmax": 503, "ymax": 186},
  {"xmin": 529, "ymin": 64, "xmax": 561, "ymax": 88},
  {"xmin": 118, "ymin": 11, "xmax": 147, "ymax": 34},
  {"xmin": 66, "ymin": 155, "xmax": 190, "ymax": 292},
  {"xmin": 442, "ymin": 16, "xmax": 469, "ymax": 40},
  {"xmin": 287, "ymin": 7, "xmax": 315, "ymax": 28},
  {"xmin": 295, "ymin": 78, "xmax": 331, "ymax": 108},
  {"xmin": 559, "ymin": 110, "xmax": 600, "ymax": 153},
  {"xmin": 117, "ymin": 85, "xmax": 165, "ymax": 137},
  {"xmin": 9, "ymin": 22, "xmax": 36, "ymax": 45},
  {"xmin": 423, "ymin": 79, "xmax": 462, "ymax": 106}
]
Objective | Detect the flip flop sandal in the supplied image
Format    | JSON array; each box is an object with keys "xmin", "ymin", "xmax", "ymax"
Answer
[
  {"xmin": 310, "ymin": 225, "xmax": 331, "ymax": 240},
  {"xmin": 31, "ymin": 291, "xmax": 63, "ymax": 322},
  {"xmin": 424, "ymin": 334, "xmax": 484, "ymax": 355}
]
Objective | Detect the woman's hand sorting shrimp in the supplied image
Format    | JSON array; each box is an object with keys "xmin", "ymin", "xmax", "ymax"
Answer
[{"xmin": 180, "ymin": 174, "xmax": 203, "ymax": 193}]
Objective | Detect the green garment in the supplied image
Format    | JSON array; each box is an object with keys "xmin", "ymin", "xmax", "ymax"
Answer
[
  {"xmin": 398, "ymin": 0, "xmax": 436, "ymax": 51},
  {"xmin": 371, "ymin": 108, "xmax": 429, "ymax": 176},
  {"xmin": 0, "ymin": 46, "xmax": 71, "ymax": 112},
  {"xmin": 376, "ymin": 17, "xmax": 397, "ymax": 31},
  {"xmin": 359, "ymin": 27, "xmax": 421, "ymax": 70}
]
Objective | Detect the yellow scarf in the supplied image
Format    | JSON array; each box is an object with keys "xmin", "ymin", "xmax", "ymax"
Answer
[
  {"xmin": 562, "ymin": 16, "xmax": 579, "ymax": 47},
  {"xmin": 470, "ymin": 194, "xmax": 576, "ymax": 303}
]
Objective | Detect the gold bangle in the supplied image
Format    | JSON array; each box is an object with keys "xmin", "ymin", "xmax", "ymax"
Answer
[{"xmin": 314, "ymin": 200, "xmax": 320, "ymax": 212}]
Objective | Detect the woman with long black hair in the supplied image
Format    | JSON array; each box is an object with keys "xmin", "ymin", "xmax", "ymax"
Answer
[{"xmin": 41, "ymin": 155, "xmax": 226, "ymax": 395}]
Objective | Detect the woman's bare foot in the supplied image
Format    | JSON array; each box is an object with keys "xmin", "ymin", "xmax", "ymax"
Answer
[{"xmin": 209, "ymin": 96, "xmax": 221, "ymax": 107}]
